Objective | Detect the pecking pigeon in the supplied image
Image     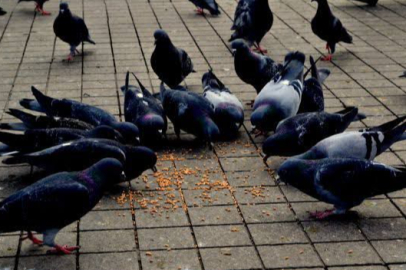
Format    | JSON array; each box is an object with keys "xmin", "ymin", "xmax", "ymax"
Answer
[
  {"xmin": 231, "ymin": 39, "xmax": 282, "ymax": 94},
  {"xmin": 189, "ymin": 0, "xmax": 220, "ymax": 15},
  {"xmin": 3, "ymin": 138, "xmax": 157, "ymax": 180},
  {"xmin": 262, "ymin": 107, "xmax": 364, "ymax": 161},
  {"xmin": 53, "ymin": 2, "xmax": 95, "ymax": 61},
  {"xmin": 202, "ymin": 70, "xmax": 244, "ymax": 138},
  {"xmin": 0, "ymin": 158, "xmax": 124, "ymax": 254},
  {"xmin": 151, "ymin": 30, "xmax": 195, "ymax": 88},
  {"xmin": 160, "ymin": 83, "xmax": 219, "ymax": 144},
  {"xmin": 298, "ymin": 56, "xmax": 330, "ymax": 114},
  {"xmin": 0, "ymin": 7, "xmax": 6, "ymax": 15},
  {"xmin": 295, "ymin": 116, "xmax": 406, "ymax": 160},
  {"xmin": 311, "ymin": 0, "xmax": 353, "ymax": 61},
  {"xmin": 251, "ymin": 51, "xmax": 305, "ymax": 134},
  {"xmin": 20, "ymin": 87, "xmax": 139, "ymax": 145},
  {"xmin": 18, "ymin": 0, "xmax": 49, "ymax": 15},
  {"xmin": 229, "ymin": 0, "xmax": 273, "ymax": 53},
  {"xmin": 120, "ymin": 72, "xmax": 167, "ymax": 144},
  {"xmin": 278, "ymin": 157, "xmax": 406, "ymax": 219}
]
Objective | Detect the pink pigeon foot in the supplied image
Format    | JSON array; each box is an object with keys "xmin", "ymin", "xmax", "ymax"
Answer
[
  {"xmin": 47, "ymin": 244, "xmax": 80, "ymax": 255},
  {"xmin": 21, "ymin": 232, "xmax": 43, "ymax": 246},
  {"xmin": 309, "ymin": 209, "xmax": 336, "ymax": 220}
]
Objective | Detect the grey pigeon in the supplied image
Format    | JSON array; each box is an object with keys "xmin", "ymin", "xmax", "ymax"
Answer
[
  {"xmin": 0, "ymin": 126, "xmax": 125, "ymax": 155},
  {"xmin": 20, "ymin": 87, "xmax": 140, "ymax": 145},
  {"xmin": 3, "ymin": 138, "xmax": 157, "ymax": 180},
  {"xmin": 120, "ymin": 72, "xmax": 167, "ymax": 144},
  {"xmin": 251, "ymin": 51, "xmax": 305, "ymax": 134},
  {"xmin": 229, "ymin": 0, "xmax": 273, "ymax": 53},
  {"xmin": 298, "ymin": 56, "xmax": 330, "ymax": 114},
  {"xmin": 262, "ymin": 107, "xmax": 364, "ymax": 161},
  {"xmin": 0, "ymin": 158, "xmax": 124, "ymax": 254},
  {"xmin": 160, "ymin": 83, "xmax": 219, "ymax": 144},
  {"xmin": 18, "ymin": 0, "xmax": 49, "ymax": 15},
  {"xmin": 202, "ymin": 70, "xmax": 244, "ymax": 138},
  {"xmin": 295, "ymin": 116, "xmax": 406, "ymax": 160},
  {"xmin": 189, "ymin": 0, "xmax": 220, "ymax": 15},
  {"xmin": 278, "ymin": 158, "xmax": 406, "ymax": 219},
  {"xmin": 0, "ymin": 7, "xmax": 6, "ymax": 15},
  {"xmin": 0, "ymin": 109, "xmax": 94, "ymax": 131},
  {"xmin": 151, "ymin": 30, "xmax": 195, "ymax": 88},
  {"xmin": 311, "ymin": 0, "xmax": 353, "ymax": 61},
  {"xmin": 53, "ymin": 2, "xmax": 95, "ymax": 61},
  {"xmin": 231, "ymin": 39, "xmax": 282, "ymax": 94}
]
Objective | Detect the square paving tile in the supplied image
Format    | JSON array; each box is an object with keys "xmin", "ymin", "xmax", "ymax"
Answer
[
  {"xmin": 135, "ymin": 208, "xmax": 189, "ymax": 228},
  {"xmin": 138, "ymin": 227, "xmax": 195, "ymax": 250},
  {"xmin": 194, "ymin": 225, "xmax": 251, "ymax": 248},
  {"xmin": 188, "ymin": 205, "xmax": 242, "ymax": 225},
  {"xmin": 200, "ymin": 247, "xmax": 262, "ymax": 270},
  {"xmin": 249, "ymin": 223, "xmax": 308, "ymax": 245},
  {"xmin": 240, "ymin": 203, "xmax": 296, "ymax": 223},
  {"xmin": 79, "ymin": 230, "xmax": 136, "ymax": 253},
  {"xmin": 18, "ymin": 255, "xmax": 76, "ymax": 270},
  {"xmin": 140, "ymin": 249, "xmax": 202, "ymax": 270},
  {"xmin": 80, "ymin": 210, "xmax": 134, "ymax": 230},
  {"xmin": 372, "ymin": 240, "xmax": 406, "ymax": 263},
  {"xmin": 303, "ymin": 221, "xmax": 364, "ymax": 242},
  {"xmin": 80, "ymin": 252, "xmax": 139, "ymax": 270}
]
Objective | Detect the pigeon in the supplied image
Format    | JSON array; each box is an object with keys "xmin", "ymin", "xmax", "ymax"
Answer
[
  {"xmin": 278, "ymin": 157, "xmax": 406, "ymax": 219},
  {"xmin": 53, "ymin": 2, "xmax": 95, "ymax": 61},
  {"xmin": 0, "ymin": 158, "xmax": 124, "ymax": 254},
  {"xmin": 231, "ymin": 39, "xmax": 282, "ymax": 94},
  {"xmin": 295, "ymin": 116, "xmax": 406, "ymax": 160},
  {"xmin": 400, "ymin": 71, "xmax": 406, "ymax": 78},
  {"xmin": 151, "ymin": 30, "xmax": 195, "ymax": 88},
  {"xmin": 189, "ymin": 0, "xmax": 220, "ymax": 15},
  {"xmin": 229, "ymin": 0, "xmax": 273, "ymax": 53},
  {"xmin": 160, "ymin": 83, "xmax": 219, "ymax": 144},
  {"xmin": 298, "ymin": 56, "xmax": 330, "ymax": 114},
  {"xmin": 18, "ymin": 0, "xmax": 50, "ymax": 15},
  {"xmin": 120, "ymin": 72, "xmax": 167, "ymax": 144},
  {"xmin": 0, "ymin": 7, "xmax": 6, "ymax": 15},
  {"xmin": 0, "ymin": 126, "xmax": 125, "ymax": 155},
  {"xmin": 251, "ymin": 51, "xmax": 305, "ymax": 134},
  {"xmin": 262, "ymin": 107, "xmax": 364, "ymax": 161},
  {"xmin": 3, "ymin": 139, "xmax": 157, "ymax": 180},
  {"xmin": 20, "ymin": 87, "xmax": 140, "ymax": 145},
  {"xmin": 311, "ymin": 0, "xmax": 353, "ymax": 61},
  {"xmin": 0, "ymin": 109, "xmax": 95, "ymax": 131},
  {"xmin": 202, "ymin": 70, "xmax": 244, "ymax": 137}
]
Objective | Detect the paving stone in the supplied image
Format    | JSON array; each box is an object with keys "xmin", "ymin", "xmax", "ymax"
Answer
[
  {"xmin": 303, "ymin": 221, "xmax": 364, "ymax": 242},
  {"xmin": 79, "ymin": 230, "xmax": 136, "ymax": 253},
  {"xmin": 194, "ymin": 225, "xmax": 251, "ymax": 247},
  {"xmin": 135, "ymin": 208, "xmax": 189, "ymax": 228},
  {"xmin": 80, "ymin": 252, "xmax": 139, "ymax": 270},
  {"xmin": 226, "ymin": 170, "xmax": 275, "ymax": 187},
  {"xmin": 18, "ymin": 255, "xmax": 76, "ymax": 270},
  {"xmin": 80, "ymin": 210, "xmax": 134, "ymax": 230},
  {"xmin": 372, "ymin": 240, "xmax": 406, "ymax": 263},
  {"xmin": 359, "ymin": 218, "xmax": 406, "ymax": 240},
  {"xmin": 140, "ymin": 249, "xmax": 201, "ymax": 270},
  {"xmin": 240, "ymin": 203, "xmax": 296, "ymax": 223},
  {"xmin": 0, "ymin": 235, "xmax": 19, "ymax": 257},
  {"xmin": 249, "ymin": 223, "xmax": 308, "ymax": 245},
  {"xmin": 182, "ymin": 189, "xmax": 234, "ymax": 206},
  {"xmin": 188, "ymin": 205, "xmax": 242, "ymax": 225},
  {"xmin": 0, "ymin": 258, "xmax": 14, "ymax": 270},
  {"xmin": 200, "ymin": 247, "xmax": 262, "ymax": 270},
  {"xmin": 138, "ymin": 227, "xmax": 195, "ymax": 250}
]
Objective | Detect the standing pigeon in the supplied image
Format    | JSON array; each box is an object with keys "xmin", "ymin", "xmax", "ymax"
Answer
[
  {"xmin": 295, "ymin": 116, "xmax": 406, "ymax": 160},
  {"xmin": 229, "ymin": 0, "xmax": 273, "ymax": 53},
  {"xmin": 20, "ymin": 87, "xmax": 139, "ymax": 145},
  {"xmin": 160, "ymin": 83, "xmax": 219, "ymax": 144},
  {"xmin": 0, "ymin": 7, "xmax": 6, "ymax": 15},
  {"xmin": 121, "ymin": 72, "xmax": 167, "ymax": 144},
  {"xmin": 189, "ymin": 0, "xmax": 220, "ymax": 15},
  {"xmin": 0, "ymin": 158, "xmax": 124, "ymax": 254},
  {"xmin": 278, "ymin": 158, "xmax": 406, "ymax": 219},
  {"xmin": 53, "ymin": 2, "xmax": 95, "ymax": 61},
  {"xmin": 311, "ymin": 0, "xmax": 353, "ymax": 61},
  {"xmin": 0, "ymin": 126, "xmax": 125, "ymax": 155},
  {"xmin": 262, "ymin": 107, "xmax": 363, "ymax": 161},
  {"xmin": 202, "ymin": 70, "xmax": 244, "ymax": 137},
  {"xmin": 298, "ymin": 56, "xmax": 330, "ymax": 114},
  {"xmin": 151, "ymin": 30, "xmax": 195, "ymax": 88},
  {"xmin": 231, "ymin": 39, "xmax": 282, "ymax": 95},
  {"xmin": 251, "ymin": 51, "xmax": 305, "ymax": 134},
  {"xmin": 3, "ymin": 138, "xmax": 157, "ymax": 180},
  {"xmin": 18, "ymin": 0, "xmax": 50, "ymax": 15},
  {"xmin": 0, "ymin": 109, "xmax": 95, "ymax": 131}
]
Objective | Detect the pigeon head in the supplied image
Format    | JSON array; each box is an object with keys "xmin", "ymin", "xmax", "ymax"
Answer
[
  {"xmin": 154, "ymin": 30, "xmax": 171, "ymax": 45},
  {"xmin": 277, "ymin": 158, "xmax": 315, "ymax": 187},
  {"xmin": 202, "ymin": 118, "xmax": 220, "ymax": 142},
  {"xmin": 215, "ymin": 104, "xmax": 244, "ymax": 130},
  {"xmin": 87, "ymin": 158, "xmax": 125, "ymax": 185},
  {"xmin": 202, "ymin": 70, "xmax": 225, "ymax": 90},
  {"xmin": 137, "ymin": 114, "xmax": 166, "ymax": 140},
  {"xmin": 111, "ymin": 122, "xmax": 140, "ymax": 145},
  {"xmin": 262, "ymin": 131, "xmax": 298, "ymax": 157},
  {"xmin": 123, "ymin": 146, "xmax": 157, "ymax": 180},
  {"xmin": 230, "ymin": 39, "xmax": 249, "ymax": 55},
  {"xmin": 250, "ymin": 105, "xmax": 279, "ymax": 132},
  {"xmin": 59, "ymin": 2, "xmax": 71, "ymax": 15},
  {"xmin": 88, "ymin": 125, "xmax": 125, "ymax": 144}
]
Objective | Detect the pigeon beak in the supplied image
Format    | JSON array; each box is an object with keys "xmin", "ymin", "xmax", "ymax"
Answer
[
  {"xmin": 275, "ymin": 174, "xmax": 282, "ymax": 184},
  {"xmin": 60, "ymin": 9, "xmax": 65, "ymax": 13},
  {"xmin": 158, "ymin": 129, "xmax": 163, "ymax": 134},
  {"xmin": 231, "ymin": 49, "xmax": 236, "ymax": 56},
  {"xmin": 151, "ymin": 166, "xmax": 158, "ymax": 173},
  {"xmin": 120, "ymin": 171, "xmax": 127, "ymax": 182}
]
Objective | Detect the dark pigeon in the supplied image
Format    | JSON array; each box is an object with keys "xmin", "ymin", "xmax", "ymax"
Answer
[
  {"xmin": 0, "ymin": 109, "xmax": 94, "ymax": 131},
  {"xmin": 311, "ymin": 0, "xmax": 353, "ymax": 61},
  {"xmin": 3, "ymin": 138, "xmax": 157, "ymax": 180},
  {"xmin": 151, "ymin": 30, "xmax": 195, "ymax": 88},
  {"xmin": 298, "ymin": 56, "xmax": 330, "ymax": 114},
  {"xmin": 251, "ymin": 51, "xmax": 305, "ymax": 134},
  {"xmin": 202, "ymin": 70, "xmax": 244, "ymax": 138},
  {"xmin": 295, "ymin": 116, "xmax": 406, "ymax": 160},
  {"xmin": 53, "ymin": 2, "xmax": 95, "ymax": 61},
  {"xmin": 160, "ymin": 83, "xmax": 219, "ymax": 144},
  {"xmin": 262, "ymin": 107, "xmax": 364, "ymax": 161},
  {"xmin": 0, "ymin": 158, "xmax": 124, "ymax": 254},
  {"xmin": 0, "ymin": 126, "xmax": 125, "ymax": 155},
  {"xmin": 18, "ymin": 0, "xmax": 49, "ymax": 15},
  {"xmin": 120, "ymin": 72, "xmax": 167, "ymax": 144},
  {"xmin": 278, "ymin": 157, "xmax": 406, "ymax": 219},
  {"xmin": 231, "ymin": 39, "xmax": 282, "ymax": 94},
  {"xmin": 0, "ymin": 7, "xmax": 6, "ymax": 15},
  {"xmin": 189, "ymin": 0, "xmax": 220, "ymax": 15},
  {"xmin": 20, "ymin": 87, "xmax": 140, "ymax": 145},
  {"xmin": 229, "ymin": 0, "xmax": 273, "ymax": 53}
]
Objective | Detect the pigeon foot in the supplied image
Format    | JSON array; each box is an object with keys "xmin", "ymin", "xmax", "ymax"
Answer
[
  {"xmin": 321, "ymin": 54, "xmax": 332, "ymax": 62},
  {"xmin": 195, "ymin": 8, "xmax": 204, "ymax": 15},
  {"xmin": 253, "ymin": 45, "xmax": 268, "ymax": 54},
  {"xmin": 47, "ymin": 244, "xmax": 80, "ymax": 255},
  {"xmin": 21, "ymin": 231, "xmax": 43, "ymax": 246},
  {"xmin": 309, "ymin": 209, "xmax": 336, "ymax": 219},
  {"xmin": 35, "ymin": 4, "xmax": 51, "ymax": 15}
]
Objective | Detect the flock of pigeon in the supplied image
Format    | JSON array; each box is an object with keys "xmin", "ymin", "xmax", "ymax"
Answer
[{"xmin": 0, "ymin": 0, "xmax": 405, "ymax": 256}]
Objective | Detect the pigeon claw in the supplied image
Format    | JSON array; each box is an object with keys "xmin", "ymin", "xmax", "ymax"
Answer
[
  {"xmin": 309, "ymin": 209, "xmax": 335, "ymax": 220},
  {"xmin": 35, "ymin": 4, "xmax": 51, "ymax": 15},
  {"xmin": 195, "ymin": 8, "xmax": 204, "ymax": 15},
  {"xmin": 321, "ymin": 54, "xmax": 332, "ymax": 62},
  {"xmin": 48, "ymin": 245, "xmax": 80, "ymax": 255},
  {"xmin": 22, "ymin": 232, "xmax": 43, "ymax": 246},
  {"xmin": 253, "ymin": 45, "xmax": 268, "ymax": 54}
]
